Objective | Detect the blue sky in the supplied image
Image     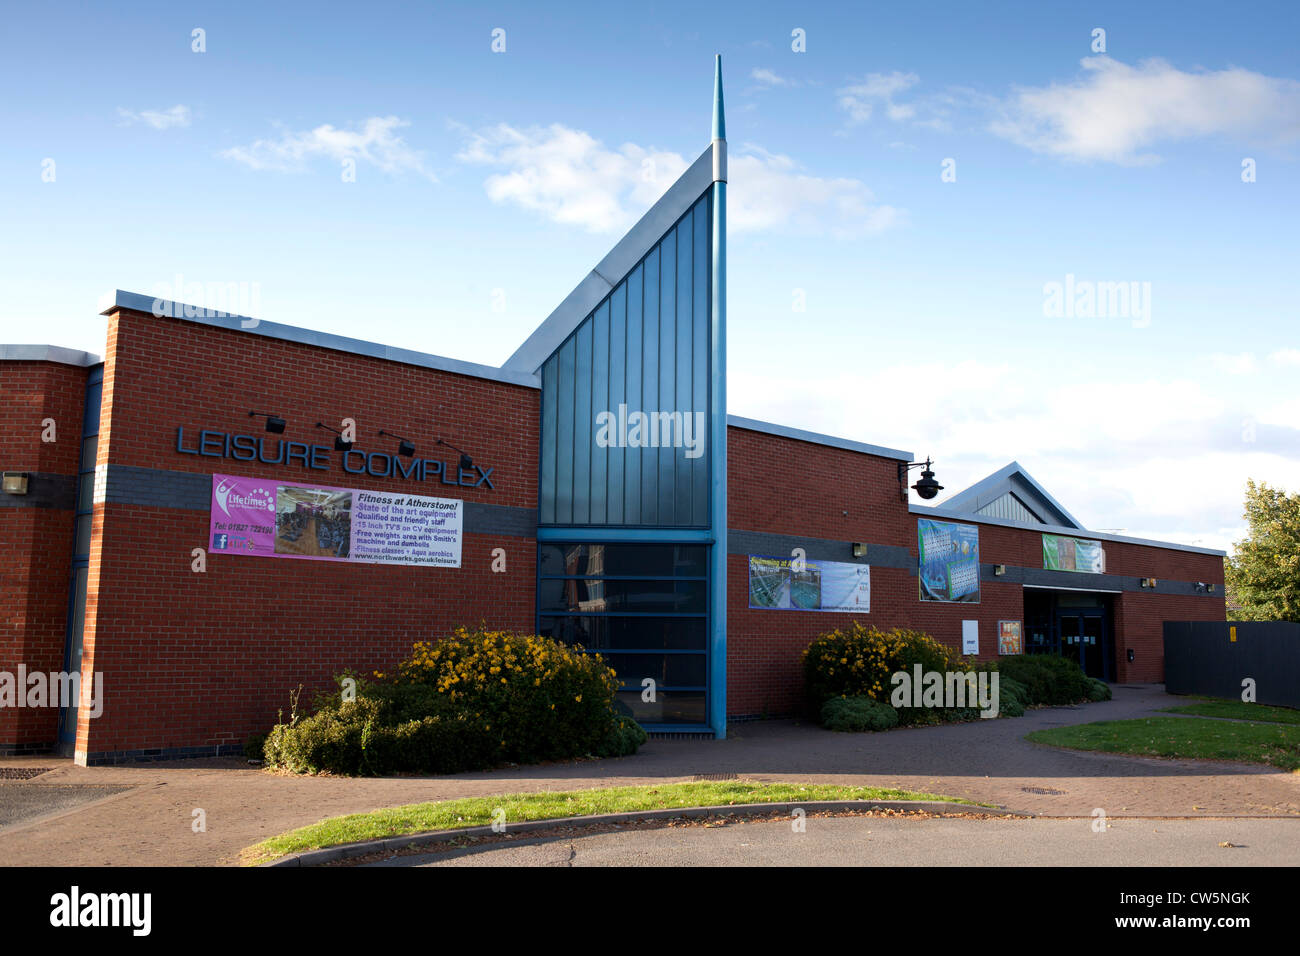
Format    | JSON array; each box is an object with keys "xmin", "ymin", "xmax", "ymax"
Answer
[{"xmin": 2, "ymin": 0, "xmax": 1297, "ymax": 552}]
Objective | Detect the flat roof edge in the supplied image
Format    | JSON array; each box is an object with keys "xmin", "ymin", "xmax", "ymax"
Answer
[
  {"xmin": 728, "ymin": 415, "xmax": 913, "ymax": 462},
  {"xmin": 99, "ymin": 290, "xmax": 541, "ymax": 389},
  {"xmin": 502, "ymin": 143, "xmax": 717, "ymax": 373},
  {"xmin": 0, "ymin": 344, "xmax": 102, "ymax": 367},
  {"xmin": 909, "ymin": 503, "xmax": 1228, "ymax": 557}
]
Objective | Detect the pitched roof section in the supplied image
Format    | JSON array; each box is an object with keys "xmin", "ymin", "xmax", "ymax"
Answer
[
  {"xmin": 501, "ymin": 142, "xmax": 720, "ymax": 374},
  {"xmin": 940, "ymin": 461, "xmax": 1084, "ymax": 529}
]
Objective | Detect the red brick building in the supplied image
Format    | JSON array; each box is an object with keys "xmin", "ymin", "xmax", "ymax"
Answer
[{"xmin": 0, "ymin": 64, "xmax": 1224, "ymax": 762}]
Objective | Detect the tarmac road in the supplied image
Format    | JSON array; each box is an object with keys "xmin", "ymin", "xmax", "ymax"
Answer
[{"xmin": 375, "ymin": 815, "xmax": 1300, "ymax": 867}]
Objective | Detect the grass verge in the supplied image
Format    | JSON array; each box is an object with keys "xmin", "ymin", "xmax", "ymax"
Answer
[
  {"xmin": 1159, "ymin": 697, "xmax": 1300, "ymax": 725},
  {"xmin": 242, "ymin": 780, "xmax": 972, "ymax": 866},
  {"xmin": 1027, "ymin": 717, "xmax": 1300, "ymax": 771}
]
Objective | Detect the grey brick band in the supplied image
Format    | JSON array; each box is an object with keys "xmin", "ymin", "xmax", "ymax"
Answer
[
  {"xmin": 728, "ymin": 528, "xmax": 913, "ymax": 570},
  {"xmin": 0, "ymin": 472, "xmax": 77, "ymax": 509},
  {"xmin": 729, "ymin": 526, "xmax": 1214, "ymax": 596},
  {"xmin": 92, "ymin": 463, "xmax": 537, "ymax": 536}
]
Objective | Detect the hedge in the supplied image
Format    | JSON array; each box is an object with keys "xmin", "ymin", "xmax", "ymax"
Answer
[{"xmin": 263, "ymin": 626, "xmax": 646, "ymax": 775}]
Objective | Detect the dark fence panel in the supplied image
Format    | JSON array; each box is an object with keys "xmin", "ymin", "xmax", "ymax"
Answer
[{"xmin": 1163, "ymin": 621, "xmax": 1300, "ymax": 708}]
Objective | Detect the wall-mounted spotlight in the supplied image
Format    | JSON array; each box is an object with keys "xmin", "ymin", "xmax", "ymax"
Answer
[
  {"xmin": 249, "ymin": 410, "xmax": 286, "ymax": 433},
  {"xmin": 315, "ymin": 422, "xmax": 353, "ymax": 451},
  {"xmin": 437, "ymin": 438, "xmax": 474, "ymax": 473},
  {"xmin": 377, "ymin": 429, "xmax": 415, "ymax": 457},
  {"xmin": 2, "ymin": 472, "xmax": 30, "ymax": 495},
  {"xmin": 1207, "ymin": 583, "xmax": 1216, "ymax": 594},
  {"xmin": 1139, "ymin": 577, "xmax": 1158, "ymax": 589},
  {"xmin": 994, "ymin": 564, "xmax": 1006, "ymax": 576},
  {"xmin": 898, "ymin": 457, "xmax": 943, "ymax": 501},
  {"xmin": 852, "ymin": 542, "xmax": 867, "ymax": 558},
  {"xmin": 1127, "ymin": 649, "xmax": 1135, "ymax": 663}
]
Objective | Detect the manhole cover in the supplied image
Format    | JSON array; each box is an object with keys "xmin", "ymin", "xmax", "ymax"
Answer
[
  {"xmin": 0, "ymin": 767, "xmax": 53, "ymax": 780},
  {"xmin": 1021, "ymin": 786, "xmax": 1066, "ymax": 795},
  {"xmin": 692, "ymin": 772, "xmax": 738, "ymax": 781}
]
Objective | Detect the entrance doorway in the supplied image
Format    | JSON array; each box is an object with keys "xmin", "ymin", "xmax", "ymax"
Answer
[
  {"xmin": 1058, "ymin": 607, "xmax": 1109, "ymax": 680},
  {"xmin": 1023, "ymin": 588, "xmax": 1115, "ymax": 682}
]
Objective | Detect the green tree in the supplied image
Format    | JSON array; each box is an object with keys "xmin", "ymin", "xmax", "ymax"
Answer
[{"xmin": 1224, "ymin": 480, "xmax": 1300, "ymax": 621}]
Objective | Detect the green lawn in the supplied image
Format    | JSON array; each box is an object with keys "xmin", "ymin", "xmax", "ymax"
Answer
[
  {"xmin": 242, "ymin": 780, "xmax": 972, "ymax": 866},
  {"xmin": 1160, "ymin": 697, "xmax": 1300, "ymax": 726},
  {"xmin": 1027, "ymin": 717, "xmax": 1300, "ymax": 771}
]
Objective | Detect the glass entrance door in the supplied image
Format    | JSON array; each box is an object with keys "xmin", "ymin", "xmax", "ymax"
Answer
[{"xmin": 1056, "ymin": 608, "xmax": 1110, "ymax": 681}]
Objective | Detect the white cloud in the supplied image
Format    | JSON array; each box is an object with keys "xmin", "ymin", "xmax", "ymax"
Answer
[
  {"xmin": 1209, "ymin": 352, "xmax": 1258, "ymax": 375},
  {"xmin": 729, "ymin": 145, "xmax": 902, "ymax": 237},
  {"xmin": 750, "ymin": 68, "xmax": 791, "ymax": 88},
  {"xmin": 457, "ymin": 123, "xmax": 902, "ymax": 238},
  {"xmin": 118, "ymin": 105, "xmax": 191, "ymax": 130},
  {"xmin": 837, "ymin": 72, "xmax": 919, "ymax": 124},
  {"xmin": 1269, "ymin": 348, "xmax": 1300, "ymax": 367},
  {"xmin": 222, "ymin": 116, "xmax": 436, "ymax": 180},
  {"xmin": 730, "ymin": 357, "xmax": 1300, "ymax": 546},
  {"xmin": 456, "ymin": 123, "xmax": 689, "ymax": 233},
  {"xmin": 990, "ymin": 56, "xmax": 1300, "ymax": 163}
]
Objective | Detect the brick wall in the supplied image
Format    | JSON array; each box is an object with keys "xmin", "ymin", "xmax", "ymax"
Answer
[
  {"xmin": 0, "ymin": 360, "xmax": 88, "ymax": 751},
  {"xmin": 724, "ymin": 424, "xmax": 1226, "ymax": 718},
  {"xmin": 75, "ymin": 309, "xmax": 539, "ymax": 761}
]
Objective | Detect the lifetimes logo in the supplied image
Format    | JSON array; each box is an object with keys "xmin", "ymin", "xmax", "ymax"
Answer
[
  {"xmin": 50, "ymin": 886, "xmax": 151, "ymax": 936},
  {"xmin": 213, "ymin": 478, "xmax": 273, "ymax": 517}
]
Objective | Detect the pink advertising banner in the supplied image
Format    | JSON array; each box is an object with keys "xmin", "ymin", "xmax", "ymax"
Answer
[{"xmin": 208, "ymin": 474, "xmax": 463, "ymax": 567}]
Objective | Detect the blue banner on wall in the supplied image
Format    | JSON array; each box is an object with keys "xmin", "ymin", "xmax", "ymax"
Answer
[{"xmin": 918, "ymin": 519, "xmax": 980, "ymax": 603}]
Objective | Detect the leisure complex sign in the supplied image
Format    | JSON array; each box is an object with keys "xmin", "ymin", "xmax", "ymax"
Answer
[{"xmin": 176, "ymin": 426, "xmax": 494, "ymax": 488}]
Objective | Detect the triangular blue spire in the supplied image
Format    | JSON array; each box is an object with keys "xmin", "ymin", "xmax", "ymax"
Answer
[{"xmin": 712, "ymin": 54, "xmax": 725, "ymax": 141}]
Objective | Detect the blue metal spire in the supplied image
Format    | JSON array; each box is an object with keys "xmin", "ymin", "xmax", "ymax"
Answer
[{"xmin": 712, "ymin": 54, "xmax": 726, "ymax": 141}]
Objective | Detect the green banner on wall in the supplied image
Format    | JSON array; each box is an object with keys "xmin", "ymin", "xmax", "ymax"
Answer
[{"xmin": 1042, "ymin": 534, "xmax": 1105, "ymax": 573}]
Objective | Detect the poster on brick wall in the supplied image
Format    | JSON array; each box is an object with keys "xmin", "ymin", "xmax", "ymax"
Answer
[
  {"xmin": 998, "ymin": 620, "xmax": 1023, "ymax": 655},
  {"xmin": 208, "ymin": 474, "xmax": 462, "ymax": 567},
  {"xmin": 917, "ymin": 518, "xmax": 980, "ymax": 603},
  {"xmin": 748, "ymin": 555, "xmax": 870, "ymax": 612},
  {"xmin": 1042, "ymin": 534, "xmax": 1105, "ymax": 573}
]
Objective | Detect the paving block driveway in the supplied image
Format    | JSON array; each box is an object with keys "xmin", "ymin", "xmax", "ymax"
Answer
[{"xmin": 1, "ymin": 685, "xmax": 1296, "ymax": 866}]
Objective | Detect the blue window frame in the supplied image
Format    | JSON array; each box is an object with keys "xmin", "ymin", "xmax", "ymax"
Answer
[
  {"xmin": 59, "ymin": 364, "xmax": 103, "ymax": 748},
  {"xmin": 537, "ymin": 542, "xmax": 709, "ymax": 727}
]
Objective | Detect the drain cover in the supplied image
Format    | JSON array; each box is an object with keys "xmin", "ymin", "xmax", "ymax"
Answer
[
  {"xmin": 0, "ymin": 767, "xmax": 53, "ymax": 780},
  {"xmin": 1021, "ymin": 786, "xmax": 1066, "ymax": 795},
  {"xmin": 692, "ymin": 772, "xmax": 738, "ymax": 781}
]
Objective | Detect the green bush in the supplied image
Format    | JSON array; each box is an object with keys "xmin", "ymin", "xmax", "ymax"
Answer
[
  {"xmin": 1086, "ymin": 677, "xmax": 1112, "ymax": 702},
  {"xmin": 262, "ymin": 626, "xmax": 644, "ymax": 775},
  {"xmin": 994, "ymin": 655, "xmax": 1093, "ymax": 706},
  {"xmin": 820, "ymin": 695, "xmax": 901, "ymax": 732},
  {"xmin": 802, "ymin": 622, "xmax": 975, "ymax": 726},
  {"xmin": 997, "ymin": 676, "xmax": 1029, "ymax": 717},
  {"xmin": 243, "ymin": 732, "xmax": 268, "ymax": 762},
  {"xmin": 597, "ymin": 715, "xmax": 649, "ymax": 757}
]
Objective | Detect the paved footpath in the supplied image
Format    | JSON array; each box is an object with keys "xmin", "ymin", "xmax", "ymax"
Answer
[{"xmin": 1, "ymin": 685, "xmax": 1296, "ymax": 866}]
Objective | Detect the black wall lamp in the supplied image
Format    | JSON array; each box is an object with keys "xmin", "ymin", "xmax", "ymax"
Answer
[
  {"xmin": 898, "ymin": 457, "xmax": 943, "ymax": 501},
  {"xmin": 315, "ymin": 422, "xmax": 353, "ymax": 451},
  {"xmin": 437, "ymin": 438, "xmax": 474, "ymax": 473},
  {"xmin": 249, "ymin": 410, "xmax": 286, "ymax": 433},
  {"xmin": 377, "ymin": 429, "xmax": 416, "ymax": 457},
  {"xmin": 851, "ymin": 542, "xmax": 867, "ymax": 558},
  {"xmin": 994, "ymin": 564, "xmax": 1006, "ymax": 576}
]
